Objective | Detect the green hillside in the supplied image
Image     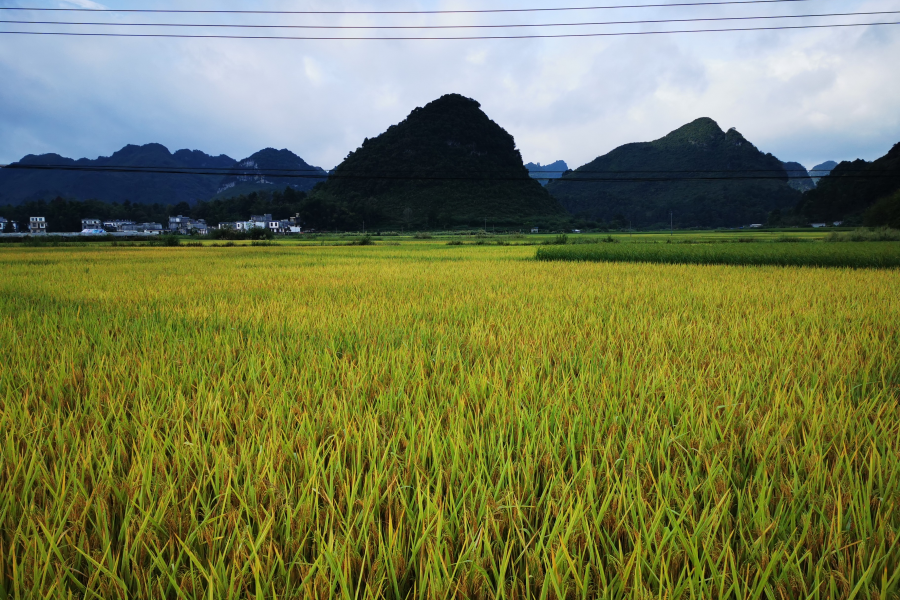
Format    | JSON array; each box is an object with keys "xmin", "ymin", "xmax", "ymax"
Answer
[
  {"xmin": 796, "ymin": 143, "xmax": 900, "ymax": 224},
  {"xmin": 309, "ymin": 94, "xmax": 564, "ymax": 228},
  {"xmin": 546, "ymin": 118, "xmax": 801, "ymax": 228}
]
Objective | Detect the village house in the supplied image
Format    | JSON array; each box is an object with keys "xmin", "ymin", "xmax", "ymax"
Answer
[
  {"xmin": 0, "ymin": 217, "xmax": 7, "ymax": 233},
  {"xmin": 81, "ymin": 218, "xmax": 102, "ymax": 231},
  {"xmin": 29, "ymin": 216, "xmax": 47, "ymax": 234},
  {"xmin": 268, "ymin": 219, "xmax": 296, "ymax": 234},
  {"xmin": 168, "ymin": 216, "xmax": 208, "ymax": 235},
  {"xmin": 219, "ymin": 216, "xmax": 301, "ymax": 234},
  {"xmin": 250, "ymin": 214, "xmax": 273, "ymax": 230},
  {"xmin": 103, "ymin": 219, "xmax": 135, "ymax": 232},
  {"xmin": 121, "ymin": 223, "xmax": 164, "ymax": 234}
]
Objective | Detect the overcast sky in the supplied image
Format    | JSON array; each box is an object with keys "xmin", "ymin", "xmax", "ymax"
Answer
[{"xmin": 1, "ymin": 0, "xmax": 899, "ymax": 170}]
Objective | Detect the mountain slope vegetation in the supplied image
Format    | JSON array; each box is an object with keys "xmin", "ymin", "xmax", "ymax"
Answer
[
  {"xmin": 213, "ymin": 148, "xmax": 327, "ymax": 200},
  {"xmin": 309, "ymin": 94, "xmax": 564, "ymax": 228},
  {"xmin": 546, "ymin": 118, "xmax": 801, "ymax": 228},
  {"xmin": 796, "ymin": 143, "xmax": 900, "ymax": 224}
]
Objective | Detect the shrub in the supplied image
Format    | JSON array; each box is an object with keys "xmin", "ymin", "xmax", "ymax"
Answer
[
  {"xmin": 155, "ymin": 235, "xmax": 181, "ymax": 247},
  {"xmin": 248, "ymin": 227, "xmax": 274, "ymax": 241},
  {"xmin": 773, "ymin": 235, "xmax": 810, "ymax": 243},
  {"xmin": 543, "ymin": 234, "xmax": 569, "ymax": 246},
  {"xmin": 350, "ymin": 235, "xmax": 374, "ymax": 246}
]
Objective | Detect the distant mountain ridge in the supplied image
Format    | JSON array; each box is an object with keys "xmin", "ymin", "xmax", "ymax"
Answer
[
  {"xmin": 781, "ymin": 162, "xmax": 815, "ymax": 192},
  {"xmin": 809, "ymin": 161, "xmax": 838, "ymax": 184},
  {"xmin": 213, "ymin": 148, "xmax": 327, "ymax": 199},
  {"xmin": 526, "ymin": 161, "xmax": 569, "ymax": 186},
  {"xmin": 0, "ymin": 143, "xmax": 236, "ymax": 206},
  {"xmin": 546, "ymin": 118, "xmax": 801, "ymax": 228},
  {"xmin": 0, "ymin": 144, "xmax": 324, "ymax": 206},
  {"xmin": 309, "ymin": 94, "xmax": 564, "ymax": 227}
]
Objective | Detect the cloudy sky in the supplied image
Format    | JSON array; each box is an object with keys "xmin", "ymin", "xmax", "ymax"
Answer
[{"xmin": 1, "ymin": 0, "xmax": 899, "ymax": 170}]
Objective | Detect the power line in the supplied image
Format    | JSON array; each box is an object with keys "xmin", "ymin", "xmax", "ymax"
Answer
[
  {"xmin": 4, "ymin": 163, "xmax": 895, "ymax": 175},
  {"xmin": 2, "ymin": 163, "xmax": 895, "ymax": 182},
  {"xmin": 4, "ymin": 11, "xmax": 896, "ymax": 31},
  {"xmin": 2, "ymin": 20, "xmax": 897, "ymax": 39},
  {"xmin": 0, "ymin": 0, "xmax": 825, "ymax": 15}
]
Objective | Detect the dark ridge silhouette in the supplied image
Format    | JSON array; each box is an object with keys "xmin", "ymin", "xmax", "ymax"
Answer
[
  {"xmin": 309, "ymin": 94, "xmax": 564, "ymax": 227},
  {"xmin": 546, "ymin": 118, "xmax": 800, "ymax": 228}
]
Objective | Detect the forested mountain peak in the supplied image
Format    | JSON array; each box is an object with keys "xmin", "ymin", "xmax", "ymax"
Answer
[
  {"xmin": 309, "ymin": 93, "xmax": 564, "ymax": 227},
  {"xmin": 546, "ymin": 118, "xmax": 799, "ymax": 228}
]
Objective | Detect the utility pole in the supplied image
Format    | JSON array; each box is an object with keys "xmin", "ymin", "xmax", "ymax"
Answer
[{"xmin": 670, "ymin": 211, "xmax": 673, "ymax": 235}]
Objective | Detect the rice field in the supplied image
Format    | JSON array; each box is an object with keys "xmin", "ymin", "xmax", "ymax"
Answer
[
  {"xmin": 1, "ymin": 242, "xmax": 899, "ymax": 599},
  {"xmin": 536, "ymin": 241, "xmax": 900, "ymax": 269}
]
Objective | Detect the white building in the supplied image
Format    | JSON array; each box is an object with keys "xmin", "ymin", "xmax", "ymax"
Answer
[
  {"xmin": 811, "ymin": 223, "xmax": 828, "ymax": 228},
  {"xmin": 0, "ymin": 217, "xmax": 7, "ymax": 232},
  {"xmin": 103, "ymin": 220, "xmax": 135, "ymax": 232},
  {"xmin": 29, "ymin": 216, "xmax": 47, "ymax": 234}
]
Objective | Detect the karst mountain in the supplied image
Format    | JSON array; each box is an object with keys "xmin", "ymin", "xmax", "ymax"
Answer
[
  {"xmin": 546, "ymin": 118, "xmax": 801, "ymax": 228},
  {"xmin": 308, "ymin": 94, "xmax": 565, "ymax": 227}
]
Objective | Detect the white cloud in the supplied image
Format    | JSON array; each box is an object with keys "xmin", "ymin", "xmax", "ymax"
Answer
[
  {"xmin": 60, "ymin": 0, "xmax": 108, "ymax": 8},
  {"xmin": 0, "ymin": 0, "xmax": 898, "ymax": 171}
]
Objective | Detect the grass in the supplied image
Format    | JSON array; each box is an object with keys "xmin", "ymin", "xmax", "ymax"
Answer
[
  {"xmin": 536, "ymin": 241, "xmax": 900, "ymax": 269},
  {"xmin": 1, "ymin": 242, "xmax": 899, "ymax": 598}
]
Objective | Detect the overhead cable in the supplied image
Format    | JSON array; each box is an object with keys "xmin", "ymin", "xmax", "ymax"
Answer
[
  {"xmin": 2, "ymin": 20, "xmax": 898, "ymax": 39},
  {"xmin": 0, "ymin": 0, "xmax": 824, "ymax": 15},
  {"xmin": 3, "ymin": 164, "xmax": 895, "ymax": 175},
  {"xmin": 3, "ymin": 163, "xmax": 896, "ymax": 182},
  {"xmin": 3, "ymin": 11, "xmax": 897, "ymax": 31}
]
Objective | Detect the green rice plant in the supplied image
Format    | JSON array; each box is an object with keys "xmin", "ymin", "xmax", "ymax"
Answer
[
  {"xmin": 0, "ymin": 243, "xmax": 898, "ymax": 599},
  {"xmin": 825, "ymin": 227, "xmax": 900, "ymax": 242},
  {"xmin": 536, "ymin": 241, "xmax": 900, "ymax": 268}
]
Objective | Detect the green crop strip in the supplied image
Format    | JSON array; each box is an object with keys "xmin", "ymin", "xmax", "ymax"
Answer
[
  {"xmin": 536, "ymin": 241, "xmax": 900, "ymax": 269},
  {"xmin": 1, "ymin": 243, "xmax": 899, "ymax": 598}
]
